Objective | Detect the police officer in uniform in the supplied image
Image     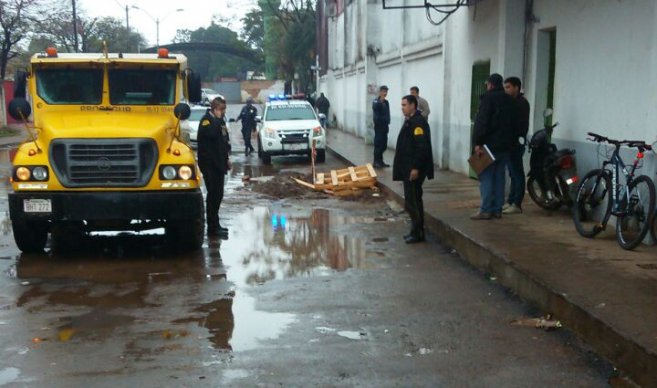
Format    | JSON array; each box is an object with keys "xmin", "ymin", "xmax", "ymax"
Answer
[
  {"xmin": 197, "ymin": 97, "xmax": 231, "ymax": 236},
  {"xmin": 236, "ymin": 97, "xmax": 258, "ymax": 155},
  {"xmin": 372, "ymin": 85, "xmax": 391, "ymax": 168},
  {"xmin": 393, "ymin": 95, "xmax": 434, "ymax": 243}
]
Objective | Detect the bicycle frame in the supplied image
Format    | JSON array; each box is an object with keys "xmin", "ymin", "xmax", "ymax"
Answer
[{"xmin": 599, "ymin": 143, "xmax": 643, "ymax": 217}]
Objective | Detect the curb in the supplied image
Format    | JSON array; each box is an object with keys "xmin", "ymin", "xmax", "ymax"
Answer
[{"xmin": 327, "ymin": 145, "xmax": 655, "ymax": 387}]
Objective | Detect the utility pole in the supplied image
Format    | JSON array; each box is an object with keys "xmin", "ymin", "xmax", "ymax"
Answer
[
  {"xmin": 72, "ymin": 0, "xmax": 79, "ymax": 52},
  {"xmin": 125, "ymin": 5, "xmax": 130, "ymax": 31}
]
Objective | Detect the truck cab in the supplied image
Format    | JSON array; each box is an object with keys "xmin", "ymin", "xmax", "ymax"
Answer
[{"xmin": 7, "ymin": 47, "xmax": 204, "ymax": 253}]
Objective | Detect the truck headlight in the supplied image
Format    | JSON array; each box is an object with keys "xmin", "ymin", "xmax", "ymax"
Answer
[
  {"xmin": 264, "ymin": 127, "xmax": 277, "ymax": 139},
  {"xmin": 178, "ymin": 165, "xmax": 193, "ymax": 180},
  {"xmin": 16, "ymin": 167, "xmax": 30, "ymax": 181},
  {"xmin": 32, "ymin": 167, "xmax": 48, "ymax": 181},
  {"xmin": 313, "ymin": 126, "xmax": 322, "ymax": 136},
  {"xmin": 162, "ymin": 166, "xmax": 177, "ymax": 180}
]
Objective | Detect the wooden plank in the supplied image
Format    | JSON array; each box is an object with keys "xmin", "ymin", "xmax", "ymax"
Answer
[
  {"xmin": 291, "ymin": 177, "xmax": 315, "ymax": 190},
  {"xmin": 366, "ymin": 163, "xmax": 377, "ymax": 178},
  {"xmin": 315, "ymin": 173, "xmax": 324, "ymax": 185},
  {"xmin": 331, "ymin": 170, "xmax": 338, "ymax": 186},
  {"xmin": 348, "ymin": 166, "xmax": 358, "ymax": 182}
]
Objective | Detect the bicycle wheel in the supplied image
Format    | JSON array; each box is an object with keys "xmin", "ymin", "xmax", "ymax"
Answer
[
  {"xmin": 527, "ymin": 176, "xmax": 562, "ymax": 210},
  {"xmin": 616, "ymin": 175, "xmax": 656, "ymax": 250},
  {"xmin": 572, "ymin": 169, "xmax": 612, "ymax": 238}
]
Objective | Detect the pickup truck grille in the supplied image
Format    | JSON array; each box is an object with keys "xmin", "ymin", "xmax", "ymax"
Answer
[
  {"xmin": 279, "ymin": 129, "xmax": 310, "ymax": 143},
  {"xmin": 50, "ymin": 139, "xmax": 158, "ymax": 188}
]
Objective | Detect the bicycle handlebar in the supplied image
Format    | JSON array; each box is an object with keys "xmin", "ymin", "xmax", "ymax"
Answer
[{"xmin": 587, "ymin": 132, "xmax": 652, "ymax": 150}]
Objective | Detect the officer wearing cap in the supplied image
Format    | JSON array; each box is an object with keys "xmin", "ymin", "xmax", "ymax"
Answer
[
  {"xmin": 393, "ymin": 94, "xmax": 434, "ymax": 243},
  {"xmin": 372, "ymin": 85, "xmax": 391, "ymax": 168},
  {"xmin": 197, "ymin": 97, "xmax": 231, "ymax": 236},
  {"xmin": 236, "ymin": 97, "xmax": 258, "ymax": 155}
]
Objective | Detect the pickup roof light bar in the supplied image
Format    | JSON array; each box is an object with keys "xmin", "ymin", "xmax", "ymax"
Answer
[{"xmin": 268, "ymin": 93, "xmax": 307, "ymax": 102}]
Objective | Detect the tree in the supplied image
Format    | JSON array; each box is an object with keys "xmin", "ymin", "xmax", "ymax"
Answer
[
  {"xmin": 260, "ymin": 0, "xmax": 316, "ymax": 92},
  {"xmin": 240, "ymin": 8, "xmax": 264, "ymax": 52},
  {"xmin": 0, "ymin": 0, "xmax": 40, "ymax": 79}
]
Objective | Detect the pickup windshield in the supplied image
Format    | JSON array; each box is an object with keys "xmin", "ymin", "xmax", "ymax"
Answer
[
  {"xmin": 109, "ymin": 69, "xmax": 176, "ymax": 105},
  {"xmin": 35, "ymin": 69, "xmax": 103, "ymax": 104},
  {"xmin": 265, "ymin": 105, "xmax": 316, "ymax": 121}
]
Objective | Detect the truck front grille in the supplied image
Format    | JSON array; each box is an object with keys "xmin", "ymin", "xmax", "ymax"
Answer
[
  {"xmin": 279, "ymin": 129, "xmax": 310, "ymax": 143},
  {"xmin": 50, "ymin": 139, "xmax": 158, "ymax": 188}
]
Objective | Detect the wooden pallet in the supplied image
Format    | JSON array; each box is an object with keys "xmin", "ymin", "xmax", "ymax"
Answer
[{"xmin": 291, "ymin": 163, "xmax": 378, "ymax": 195}]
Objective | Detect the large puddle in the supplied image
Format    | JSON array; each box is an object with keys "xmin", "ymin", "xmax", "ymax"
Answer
[{"xmin": 0, "ymin": 204, "xmax": 367, "ymax": 362}]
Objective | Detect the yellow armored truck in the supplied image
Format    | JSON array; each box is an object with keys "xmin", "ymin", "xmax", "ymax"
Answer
[{"xmin": 7, "ymin": 47, "xmax": 204, "ymax": 252}]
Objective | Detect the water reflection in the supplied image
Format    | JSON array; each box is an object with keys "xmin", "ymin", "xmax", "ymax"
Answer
[{"xmin": 222, "ymin": 207, "xmax": 366, "ymax": 286}]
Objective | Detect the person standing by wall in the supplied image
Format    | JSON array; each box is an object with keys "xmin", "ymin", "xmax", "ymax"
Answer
[
  {"xmin": 315, "ymin": 92, "xmax": 331, "ymax": 127},
  {"xmin": 393, "ymin": 95, "xmax": 434, "ymax": 243},
  {"xmin": 470, "ymin": 74, "xmax": 516, "ymax": 220},
  {"xmin": 197, "ymin": 97, "xmax": 231, "ymax": 236},
  {"xmin": 235, "ymin": 97, "xmax": 258, "ymax": 156},
  {"xmin": 409, "ymin": 86, "xmax": 430, "ymax": 120},
  {"xmin": 372, "ymin": 85, "xmax": 391, "ymax": 168},
  {"xmin": 502, "ymin": 77, "xmax": 531, "ymax": 214}
]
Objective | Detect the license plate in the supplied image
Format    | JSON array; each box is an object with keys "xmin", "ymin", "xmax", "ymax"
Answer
[
  {"xmin": 23, "ymin": 199, "xmax": 52, "ymax": 213},
  {"xmin": 286, "ymin": 143, "xmax": 307, "ymax": 151}
]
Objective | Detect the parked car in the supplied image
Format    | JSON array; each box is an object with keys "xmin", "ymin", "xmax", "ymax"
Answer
[
  {"xmin": 201, "ymin": 88, "xmax": 224, "ymax": 106},
  {"xmin": 180, "ymin": 105, "xmax": 208, "ymax": 149},
  {"xmin": 257, "ymin": 97, "xmax": 326, "ymax": 165}
]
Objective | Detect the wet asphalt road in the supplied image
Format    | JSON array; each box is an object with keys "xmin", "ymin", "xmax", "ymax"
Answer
[{"xmin": 0, "ymin": 105, "xmax": 613, "ymax": 387}]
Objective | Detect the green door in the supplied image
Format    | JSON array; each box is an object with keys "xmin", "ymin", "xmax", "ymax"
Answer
[{"xmin": 469, "ymin": 61, "xmax": 490, "ymax": 179}]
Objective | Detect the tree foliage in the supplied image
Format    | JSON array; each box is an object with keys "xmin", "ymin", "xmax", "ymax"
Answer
[
  {"xmin": 0, "ymin": 0, "xmax": 40, "ymax": 79},
  {"xmin": 240, "ymin": 8, "xmax": 264, "ymax": 52}
]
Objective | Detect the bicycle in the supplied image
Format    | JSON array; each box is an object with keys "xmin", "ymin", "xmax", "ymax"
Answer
[{"xmin": 572, "ymin": 132, "xmax": 656, "ymax": 250}]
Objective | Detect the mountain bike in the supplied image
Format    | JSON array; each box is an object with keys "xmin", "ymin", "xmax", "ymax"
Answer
[{"xmin": 572, "ymin": 132, "xmax": 656, "ymax": 250}]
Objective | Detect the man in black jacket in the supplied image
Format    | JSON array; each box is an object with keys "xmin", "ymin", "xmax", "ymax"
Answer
[
  {"xmin": 393, "ymin": 95, "xmax": 434, "ymax": 243},
  {"xmin": 471, "ymin": 73, "xmax": 516, "ymax": 220},
  {"xmin": 503, "ymin": 76, "xmax": 531, "ymax": 214},
  {"xmin": 197, "ymin": 97, "xmax": 231, "ymax": 236},
  {"xmin": 372, "ymin": 85, "xmax": 391, "ymax": 168}
]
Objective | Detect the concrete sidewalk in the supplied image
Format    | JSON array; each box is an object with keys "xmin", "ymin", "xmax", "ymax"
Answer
[{"xmin": 326, "ymin": 129, "xmax": 657, "ymax": 387}]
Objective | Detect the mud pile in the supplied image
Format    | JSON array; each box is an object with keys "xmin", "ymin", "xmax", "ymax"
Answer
[{"xmin": 248, "ymin": 171, "xmax": 324, "ymax": 199}]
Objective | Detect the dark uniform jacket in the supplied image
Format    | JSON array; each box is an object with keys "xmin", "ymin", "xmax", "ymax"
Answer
[
  {"xmin": 316, "ymin": 96, "xmax": 330, "ymax": 115},
  {"xmin": 393, "ymin": 111, "xmax": 434, "ymax": 181},
  {"xmin": 197, "ymin": 110, "xmax": 230, "ymax": 174},
  {"xmin": 372, "ymin": 98, "xmax": 390, "ymax": 127},
  {"xmin": 473, "ymin": 88, "xmax": 516, "ymax": 154},
  {"xmin": 237, "ymin": 104, "xmax": 258, "ymax": 130}
]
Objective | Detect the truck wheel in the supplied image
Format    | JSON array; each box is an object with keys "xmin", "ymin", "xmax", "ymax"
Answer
[
  {"xmin": 257, "ymin": 137, "xmax": 263, "ymax": 158},
  {"xmin": 316, "ymin": 149, "xmax": 326, "ymax": 163},
  {"xmin": 166, "ymin": 217, "xmax": 204, "ymax": 251},
  {"xmin": 12, "ymin": 220, "xmax": 48, "ymax": 253},
  {"xmin": 262, "ymin": 151, "xmax": 271, "ymax": 165},
  {"xmin": 50, "ymin": 222, "xmax": 86, "ymax": 254}
]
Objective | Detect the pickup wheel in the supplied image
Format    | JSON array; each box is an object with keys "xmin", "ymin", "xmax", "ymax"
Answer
[
  {"xmin": 316, "ymin": 149, "xmax": 326, "ymax": 163},
  {"xmin": 262, "ymin": 151, "xmax": 271, "ymax": 165},
  {"xmin": 12, "ymin": 220, "xmax": 48, "ymax": 253},
  {"xmin": 257, "ymin": 136, "xmax": 263, "ymax": 158},
  {"xmin": 166, "ymin": 217, "xmax": 204, "ymax": 251}
]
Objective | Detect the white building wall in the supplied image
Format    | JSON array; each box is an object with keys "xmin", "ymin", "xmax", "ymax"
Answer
[{"xmin": 320, "ymin": 0, "xmax": 657, "ymax": 177}]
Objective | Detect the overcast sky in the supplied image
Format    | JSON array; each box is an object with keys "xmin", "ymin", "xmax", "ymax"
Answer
[{"xmin": 78, "ymin": 0, "xmax": 257, "ymax": 47}]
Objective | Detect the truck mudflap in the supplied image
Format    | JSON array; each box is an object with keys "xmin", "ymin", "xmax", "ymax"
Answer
[{"xmin": 9, "ymin": 190, "xmax": 204, "ymax": 222}]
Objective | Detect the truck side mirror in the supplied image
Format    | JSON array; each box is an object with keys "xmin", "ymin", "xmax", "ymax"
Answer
[
  {"xmin": 255, "ymin": 116, "xmax": 262, "ymax": 123},
  {"xmin": 13, "ymin": 70, "xmax": 27, "ymax": 99},
  {"xmin": 174, "ymin": 103, "xmax": 191, "ymax": 120},
  {"xmin": 8, "ymin": 98, "xmax": 31, "ymax": 121},
  {"xmin": 187, "ymin": 72, "xmax": 202, "ymax": 104}
]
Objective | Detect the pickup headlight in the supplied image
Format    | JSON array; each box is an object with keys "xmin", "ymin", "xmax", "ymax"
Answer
[
  {"xmin": 312, "ymin": 126, "xmax": 323, "ymax": 136},
  {"xmin": 264, "ymin": 127, "xmax": 277, "ymax": 139}
]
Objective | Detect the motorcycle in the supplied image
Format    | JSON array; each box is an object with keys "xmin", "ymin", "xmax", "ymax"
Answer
[{"xmin": 526, "ymin": 109, "xmax": 579, "ymax": 210}]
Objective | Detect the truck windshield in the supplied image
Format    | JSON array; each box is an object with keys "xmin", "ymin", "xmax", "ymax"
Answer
[
  {"xmin": 35, "ymin": 69, "xmax": 103, "ymax": 105},
  {"xmin": 109, "ymin": 69, "xmax": 176, "ymax": 105},
  {"xmin": 265, "ymin": 105, "xmax": 316, "ymax": 121}
]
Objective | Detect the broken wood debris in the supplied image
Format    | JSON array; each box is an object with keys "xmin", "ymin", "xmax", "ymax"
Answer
[{"xmin": 291, "ymin": 163, "xmax": 378, "ymax": 196}]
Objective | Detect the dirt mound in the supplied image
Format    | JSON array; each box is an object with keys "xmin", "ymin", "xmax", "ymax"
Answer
[{"xmin": 248, "ymin": 171, "xmax": 323, "ymax": 199}]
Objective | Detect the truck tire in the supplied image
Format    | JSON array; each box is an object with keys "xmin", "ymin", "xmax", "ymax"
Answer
[
  {"xmin": 12, "ymin": 220, "xmax": 48, "ymax": 253},
  {"xmin": 316, "ymin": 149, "xmax": 326, "ymax": 163},
  {"xmin": 262, "ymin": 151, "xmax": 271, "ymax": 165},
  {"xmin": 166, "ymin": 217, "xmax": 204, "ymax": 251}
]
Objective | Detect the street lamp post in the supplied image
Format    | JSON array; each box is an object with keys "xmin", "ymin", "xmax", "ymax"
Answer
[{"xmin": 132, "ymin": 6, "xmax": 184, "ymax": 47}]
